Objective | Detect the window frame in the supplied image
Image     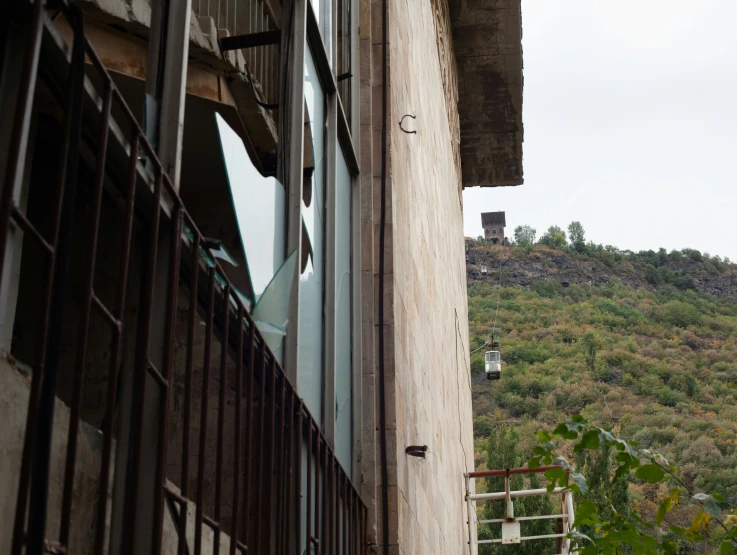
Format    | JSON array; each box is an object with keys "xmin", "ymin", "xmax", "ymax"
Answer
[{"xmin": 285, "ymin": 0, "xmax": 361, "ymax": 477}]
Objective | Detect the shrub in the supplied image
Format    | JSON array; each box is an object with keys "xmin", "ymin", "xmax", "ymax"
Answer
[{"xmin": 657, "ymin": 386, "xmax": 686, "ymax": 407}]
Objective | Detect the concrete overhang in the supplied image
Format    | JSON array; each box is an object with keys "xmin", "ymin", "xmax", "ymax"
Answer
[{"xmin": 449, "ymin": 0, "xmax": 523, "ymax": 188}]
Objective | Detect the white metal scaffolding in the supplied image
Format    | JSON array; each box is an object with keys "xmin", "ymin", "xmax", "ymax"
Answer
[{"xmin": 465, "ymin": 466, "xmax": 576, "ymax": 555}]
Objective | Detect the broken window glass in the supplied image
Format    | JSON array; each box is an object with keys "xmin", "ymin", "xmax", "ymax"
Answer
[
  {"xmin": 215, "ymin": 112, "xmax": 292, "ymax": 360},
  {"xmin": 299, "ymin": 46, "xmax": 327, "ymax": 422}
]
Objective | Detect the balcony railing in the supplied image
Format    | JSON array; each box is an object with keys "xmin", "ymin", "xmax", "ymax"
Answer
[
  {"xmin": 193, "ymin": 0, "xmax": 281, "ymax": 108},
  {"xmin": 0, "ymin": 2, "xmax": 365, "ymax": 554}
]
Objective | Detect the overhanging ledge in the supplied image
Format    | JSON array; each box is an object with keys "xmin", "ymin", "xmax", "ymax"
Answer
[{"xmin": 449, "ymin": 0, "xmax": 523, "ymax": 188}]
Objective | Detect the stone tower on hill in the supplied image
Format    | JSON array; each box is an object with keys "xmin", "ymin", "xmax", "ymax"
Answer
[{"xmin": 482, "ymin": 211, "xmax": 506, "ymax": 244}]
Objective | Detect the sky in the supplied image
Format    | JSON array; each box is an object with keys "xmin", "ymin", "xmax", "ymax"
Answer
[{"xmin": 462, "ymin": 0, "xmax": 737, "ymax": 260}]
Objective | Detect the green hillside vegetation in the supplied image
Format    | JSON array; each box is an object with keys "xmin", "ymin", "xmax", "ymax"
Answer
[{"xmin": 467, "ymin": 235, "xmax": 737, "ymax": 544}]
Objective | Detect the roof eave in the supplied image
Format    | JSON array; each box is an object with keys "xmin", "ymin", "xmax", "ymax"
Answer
[{"xmin": 449, "ymin": 0, "xmax": 524, "ymax": 188}]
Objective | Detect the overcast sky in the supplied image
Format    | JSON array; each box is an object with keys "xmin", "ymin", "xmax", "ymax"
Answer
[{"xmin": 462, "ymin": 0, "xmax": 737, "ymax": 259}]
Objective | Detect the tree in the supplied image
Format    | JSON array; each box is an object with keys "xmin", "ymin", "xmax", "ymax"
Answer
[
  {"xmin": 529, "ymin": 416, "xmax": 737, "ymax": 555},
  {"xmin": 581, "ymin": 331, "xmax": 602, "ymax": 372},
  {"xmin": 573, "ymin": 440, "xmax": 631, "ymax": 541},
  {"xmin": 539, "ymin": 225, "xmax": 568, "ymax": 249},
  {"xmin": 568, "ymin": 221, "xmax": 586, "ymax": 252},
  {"xmin": 514, "ymin": 225, "xmax": 536, "ymax": 248},
  {"xmin": 478, "ymin": 426, "xmax": 556, "ymax": 555}
]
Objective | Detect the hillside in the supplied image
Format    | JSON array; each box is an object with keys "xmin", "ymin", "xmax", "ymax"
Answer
[{"xmin": 466, "ymin": 240, "xmax": 737, "ymax": 522}]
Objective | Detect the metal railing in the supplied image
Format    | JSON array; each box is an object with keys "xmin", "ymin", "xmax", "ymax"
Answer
[
  {"xmin": 465, "ymin": 466, "xmax": 576, "ymax": 555},
  {"xmin": 0, "ymin": 2, "xmax": 365, "ymax": 554},
  {"xmin": 193, "ymin": 0, "xmax": 281, "ymax": 107}
]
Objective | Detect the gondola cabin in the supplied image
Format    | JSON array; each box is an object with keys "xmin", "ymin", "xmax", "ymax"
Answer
[{"xmin": 485, "ymin": 350, "xmax": 501, "ymax": 380}]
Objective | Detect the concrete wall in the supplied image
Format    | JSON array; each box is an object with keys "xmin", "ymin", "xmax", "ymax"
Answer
[
  {"xmin": 358, "ymin": 0, "xmax": 475, "ymax": 553},
  {"xmin": 0, "ymin": 356, "xmax": 236, "ymax": 555},
  {"xmin": 388, "ymin": 0, "xmax": 474, "ymax": 552}
]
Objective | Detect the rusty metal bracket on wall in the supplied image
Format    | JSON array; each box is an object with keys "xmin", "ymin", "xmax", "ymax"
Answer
[{"xmin": 399, "ymin": 114, "xmax": 416, "ymax": 134}]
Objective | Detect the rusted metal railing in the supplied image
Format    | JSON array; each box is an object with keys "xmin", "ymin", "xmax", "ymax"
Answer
[
  {"xmin": 193, "ymin": 0, "xmax": 281, "ymax": 107},
  {"xmin": 0, "ymin": 3, "xmax": 365, "ymax": 555}
]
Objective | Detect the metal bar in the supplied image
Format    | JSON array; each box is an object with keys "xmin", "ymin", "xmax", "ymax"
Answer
[
  {"xmin": 9, "ymin": 207, "xmax": 53, "ymax": 253},
  {"xmin": 343, "ymin": 473, "xmax": 348, "ymax": 555},
  {"xmin": 91, "ymin": 293, "xmax": 121, "ymax": 330},
  {"xmin": 241, "ymin": 322, "xmax": 255, "ymax": 547},
  {"xmin": 59, "ymin": 79, "xmax": 113, "ymax": 548},
  {"xmin": 294, "ymin": 401, "xmax": 302, "ymax": 555},
  {"xmin": 314, "ymin": 423, "xmax": 320, "ymax": 549},
  {"xmin": 284, "ymin": 0, "xmax": 307, "ymax": 382},
  {"xmin": 467, "ymin": 466, "xmax": 563, "ymax": 478},
  {"xmin": 253, "ymin": 340, "xmax": 266, "ymax": 553},
  {"xmin": 229, "ymin": 303, "xmax": 245, "ymax": 555},
  {"xmin": 470, "ymin": 487, "xmax": 566, "ymax": 502},
  {"xmin": 480, "ymin": 514, "xmax": 569, "ymax": 524},
  {"xmin": 213, "ymin": 283, "xmax": 230, "ymax": 554},
  {"xmin": 147, "ymin": 360, "xmax": 169, "ymax": 389},
  {"xmin": 165, "ymin": 485, "xmax": 190, "ymax": 506},
  {"xmin": 203, "ymin": 514, "xmax": 219, "ymax": 529},
  {"xmin": 333, "ymin": 456, "xmax": 338, "ymax": 555},
  {"xmin": 275, "ymin": 373, "xmax": 287, "ymax": 555},
  {"xmin": 27, "ymin": 7, "xmax": 87, "ymax": 550},
  {"xmin": 152, "ymin": 203, "xmax": 183, "ymax": 555},
  {"xmin": 0, "ymin": 0, "xmax": 44, "ymax": 286},
  {"xmin": 305, "ymin": 420, "xmax": 312, "ymax": 552},
  {"xmin": 465, "ymin": 473, "xmax": 475, "ymax": 555},
  {"xmin": 93, "ymin": 133, "xmax": 139, "ymax": 555},
  {"xmin": 478, "ymin": 533, "xmax": 568, "ymax": 545},
  {"xmin": 362, "ymin": 505, "xmax": 367, "ymax": 555},
  {"xmin": 220, "ymin": 30, "xmax": 281, "ymax": 51},
  {"xmin": 283, "ymin": 391, "xmax": 294, "ymax": 555},
  {"xmin": 124, "ymin": 163, "xmax": 164, "ymax": 555},
  {"xmin": 179, "ymin": 233, "xmax": 200, "ymax": 555},
  {"xmin": 321, "ymin": 437, "xmax": 327, "ymax": 555},
  {"xmin": 194, "ymin": 268, "xmax": 216, "ymax": 555},
  {"xmin": 263, "ymin": 356, "xmax": 277, "ymax": 553}
]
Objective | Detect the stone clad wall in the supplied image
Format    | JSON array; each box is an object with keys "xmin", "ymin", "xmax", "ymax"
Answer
[{"xmin": 385, "ymin": 0, "xmax": 475, "ymax": 553}]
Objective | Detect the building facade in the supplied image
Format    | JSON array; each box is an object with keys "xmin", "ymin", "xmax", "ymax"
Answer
[
  {"xmin": 0, "ymin": 0, "xmax": 522, "ymax": 554},
  {"xmin": 482, "ymin": 211, "xmax": 507, "ymax": 244}
]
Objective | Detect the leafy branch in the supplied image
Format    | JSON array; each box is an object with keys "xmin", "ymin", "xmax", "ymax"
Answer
[{"xmin": 528, "ymin": 415, "xmax": 737, "ymax": 555}]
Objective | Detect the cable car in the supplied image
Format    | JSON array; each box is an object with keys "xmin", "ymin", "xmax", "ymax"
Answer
[{"xmin": 485, "ymin": 350, "xmax": 501, "ymax": 380}]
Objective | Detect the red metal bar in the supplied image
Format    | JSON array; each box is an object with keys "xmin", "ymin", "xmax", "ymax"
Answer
[
  {"xmin": 241, "ymin": 322, "xmax": 255, "ymax": 547},
  {"xmin": 213, "ymin": 284, "xmax": 230, "ymax": 554},
  {"xmin": 333, "ymin": 455, "xmax": 338, "ymax": 555},
  {"xmin": 12, "ymin": 6, "xmax": 78, "ymax": 549},
  {"xmin": 91, "ymin": 293, "xmax": 121, "ymax": 330},
  {"xmin": 151, "ymin": 203, "xmax": 183, "ymax": 555},
  {"xmin": 147, "ymin": 361, "xmax": 169, "ymax": 389},
  {"xmin": 9, "ymin": 207, "xmax": 54, "ymax": 253},
  {"xmin": 0, "ymin": 0, "xmax": 44, "ymax": 283},
  {"xmin": 229, "ymin": 303, "xmax": 245, "ymax": 555},
  {"xmin": 305, "ymin": 417, "xmax": 312, "ymax": 552},
  {"xmin": 274, "ymin": 372, "xmax": 287, "ymax": 555},
  {"xmin": 262, "ymin": 356, "xmax": 277, "ymax": 552},
  {"xmin": 283, "ymin": 389, "xmax": 293, "ymax": 555},
  {"xmin": 253, "ymin": 340, "xmax": 266, "ymax": 552},
  {"xmin": 93, "ymin": 133, "xmax": 139, "ymax": 555},
  {"xmin": 194, "ymin": 268, "xmax": 216, "ymax": 555},
  {"xmin": 321, "ymin": 437, "xmax": 328, "ymax": 555},
  {"xmin": 314, "ymin": 423, "xmax": 320, "ymax": 549},
  {"xmin": 124, "ymin": 167, "xmax": 164, "ymax": 555},
  {"xmin": 59, "ymin": 79, "xmax": 113, "ymax": 549},
  {"xmin": 467, "ymin": 465, "xmax": 564, "ymax": 479},
  {"xmin": 294, "ymin": 401, "xmax": 302, "ymax": 555},
  {"xmin": 179, "ymin": 233, "xmax": 200, "ymax": 555}
]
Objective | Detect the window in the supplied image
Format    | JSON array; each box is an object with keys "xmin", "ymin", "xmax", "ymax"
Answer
[
  {"xmin": 299, "ymin": 46, "xmax": 327, "ymax": 421},
  {"xmin": 287, "ymin": 0, "xmax": 360, "ymax": 475}
]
